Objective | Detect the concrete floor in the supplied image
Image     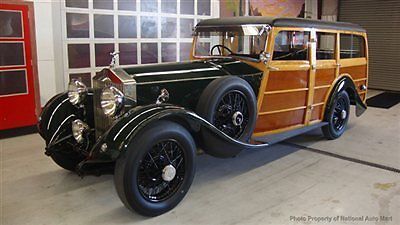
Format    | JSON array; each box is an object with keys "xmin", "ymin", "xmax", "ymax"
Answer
[{"xmin": 1, "ymin": 90, "xmax": 399, "ymax": 225}]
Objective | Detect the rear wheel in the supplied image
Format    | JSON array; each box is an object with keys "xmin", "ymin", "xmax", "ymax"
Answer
[
  {"xmin": 114, "ymin": 121, "xmax": 196, "ymax": 217},
  {"xmin": 322, "ymin": 91, "xmax": 350, "ymax": 140},
  {"xmin": 197, "ymin": 76, "xmax": 257, "ymax": 142}
]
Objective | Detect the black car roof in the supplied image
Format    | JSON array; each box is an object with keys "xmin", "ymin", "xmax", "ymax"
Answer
[{"xmin": 196, "ymin": 16, "xmax": 366, "ymax": 32}]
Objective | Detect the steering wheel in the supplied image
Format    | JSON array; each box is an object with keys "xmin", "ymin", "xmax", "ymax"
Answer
[{"xmin": 210, "ymin": 45, "xmax": 233, "ymax": 56}]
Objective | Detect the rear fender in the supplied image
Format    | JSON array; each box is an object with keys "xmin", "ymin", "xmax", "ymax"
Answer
[{"xmin": 326, "ymin": 76, "xmax": 367, "ymax": 117}]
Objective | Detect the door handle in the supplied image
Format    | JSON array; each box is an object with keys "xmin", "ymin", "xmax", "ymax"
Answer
[{"xmin": 311, "ymin": 64, "xmax": 316, "ymax": 70}]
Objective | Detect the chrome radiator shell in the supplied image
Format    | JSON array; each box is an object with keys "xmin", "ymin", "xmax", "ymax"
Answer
[{"xmin": 92, "ymin": 68, "xmax": 136, "ymax": 138}]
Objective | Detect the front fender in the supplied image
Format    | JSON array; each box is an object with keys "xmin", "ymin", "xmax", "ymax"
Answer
[
  {"xmin": 83, "ymin": 104, "xmax": 270, "ymax": 166},
  {"xmin": 327, "ymin": 76, "xmax": 367, "ymax": 117},
  {"xmin": 38, "ymin": 91, "xmax": 94, "ymax": 146}
]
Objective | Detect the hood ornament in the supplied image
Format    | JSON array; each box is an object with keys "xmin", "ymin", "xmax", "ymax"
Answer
[
  {"xmin": 109, "ymin": 51, "xmax": 120, "ymax": 68},
  {"xmin": 156, "ymin": 89, "xmax": 169, "ymax": 105}
]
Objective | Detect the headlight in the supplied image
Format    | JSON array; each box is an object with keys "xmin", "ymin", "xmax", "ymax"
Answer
[
  {"xmin": 101, "ymin": 86, "xmax": 124, "ymax": 117},
  {"xmin": 68, "ymin": 80, "xmax": 87, "ymax": 105},
  {"xmin": 72, "ymin": 119, "xmax": 89, "ymax": 143}
]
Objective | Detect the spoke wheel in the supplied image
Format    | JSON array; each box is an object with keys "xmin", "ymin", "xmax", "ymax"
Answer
[
  {"xmin": 322, "ymin": 90, "xmax": 350, "ymax": 140},
  {"xmin": 213, "ymin": 90, "xmax": 249, "ymax": 139},
  {"xmin": 114, "ymin": 120, "xmax": 196, "ymax": 217},
  {"xmin": 137, "ymin": 140, "xmax": 185, "ymax": 202}
]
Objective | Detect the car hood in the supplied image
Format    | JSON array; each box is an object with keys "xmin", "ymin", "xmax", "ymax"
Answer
[{"xmin": 122, "ymin": 58, "xmax": 262, "ymax": 84}]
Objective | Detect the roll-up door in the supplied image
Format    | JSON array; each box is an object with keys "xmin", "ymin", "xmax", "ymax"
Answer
[{"xmin": 339, "ymin": 0, "xmax": 400, "ymax": 91}]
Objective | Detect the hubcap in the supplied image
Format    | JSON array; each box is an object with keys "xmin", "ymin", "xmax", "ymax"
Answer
[
  {"xmin": 341, "ymin": 109, "xmax": 347, "ymax": 120},
  {"xmin": 332, "ymin": 97, "xmax": 348, "ymax": 131},
  {"xmin": 232, "ymin": 111, "xmax": 244, "ymax": 126},
  {"xmin": 162, "ymin": 164, "xmax": 176, "ymax": 181}
]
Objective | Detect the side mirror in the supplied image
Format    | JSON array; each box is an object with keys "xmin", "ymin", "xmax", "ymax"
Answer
[{"xmin": 259, "ymin": 52, "xmax": 270, "ymax": 64}]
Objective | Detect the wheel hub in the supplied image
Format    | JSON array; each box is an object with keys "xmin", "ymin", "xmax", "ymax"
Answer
[
  {"xmin": 162, "ymin": 164, "xmax": 176, "ymax": 182},
  {"xmin": 341, "ymin": 109, "xmax": 347, "ymax": 119},
  {"xmin": 232, "ymin": 111, "xmax": 244, "ymax": 126}
]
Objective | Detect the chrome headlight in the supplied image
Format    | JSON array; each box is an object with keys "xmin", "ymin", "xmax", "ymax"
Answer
[
  {"xmin": 68, "ymin": 80, "xmax": 87, "ymax": 105},
  {"xmin": 100, "ymin": 86, "xmax": 124, "ymax": 117},
  {"xmin": 72, "ymin": 119, "xmax": 89, "ymax": 143}
]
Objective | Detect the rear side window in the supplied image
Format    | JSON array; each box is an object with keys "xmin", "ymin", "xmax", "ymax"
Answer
[
  {"xmin": 273, "ymin": 31, "xmax": 310, "ymax": 60},
  {"xmin": 340, "ymin": 34, "xmax": 365, "ymax": 58},
  {"xmin": 316, "ymin": 32, "xmax": 336, "ymax": 60}
]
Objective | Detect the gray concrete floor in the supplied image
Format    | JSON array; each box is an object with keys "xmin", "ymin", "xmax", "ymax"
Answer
[{"xmin": 1, "ymin": 90, "xmax": 399, "ymax": 225}]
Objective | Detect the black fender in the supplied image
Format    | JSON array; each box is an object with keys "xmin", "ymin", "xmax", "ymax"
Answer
[
  {"xmin": 81, "ymin": 104, "xmax": 270, "ymax": 169},
  {"xmin": 325, "ymin": 76, "xmax": 367, "ymax": 117},
  {"xmin": 38, "ymin": 91, "xmax": 94, "ymax": 148}
]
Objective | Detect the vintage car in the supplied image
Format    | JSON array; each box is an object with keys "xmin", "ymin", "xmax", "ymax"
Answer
[{"xmin": 38, "ymin": 17, "xmax": 368, "ymax": 216}]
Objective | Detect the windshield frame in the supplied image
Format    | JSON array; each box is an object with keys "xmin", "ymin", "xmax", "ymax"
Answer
[{"xmin": 191, "ymin": 24, "xmax": 271, "ymax": 61}]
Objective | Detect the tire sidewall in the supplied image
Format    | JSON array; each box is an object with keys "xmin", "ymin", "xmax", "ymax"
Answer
[{"xmin": 117, "ymin": 121, "xmax": 196, "ymax": 216}]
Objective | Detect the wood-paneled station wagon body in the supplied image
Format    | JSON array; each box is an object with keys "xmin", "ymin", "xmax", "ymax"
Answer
[{"xmin": 38, "ymin": 17, "xmax": 368, "ymax": 216}]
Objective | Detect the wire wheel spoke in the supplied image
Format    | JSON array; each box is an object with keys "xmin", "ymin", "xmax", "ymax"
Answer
[
  {"xmin": 332, "ymin": 97, "xmax": 347, "ymax": 131},
  {"xmin": 137, "ymin": 139, "xmax": 185, "ymax": 202},
  {"xmin": 213, "ymin": 90, "xmax": 248, "ymax": 139}
]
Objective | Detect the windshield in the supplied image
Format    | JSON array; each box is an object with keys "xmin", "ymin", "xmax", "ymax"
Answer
[{"xmin": 193, "ymin": 25, "xmax": 268, "ymax": 60}]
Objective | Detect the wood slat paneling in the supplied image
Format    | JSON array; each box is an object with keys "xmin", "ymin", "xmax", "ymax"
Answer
[
  {"xmin": 266, "ymin": 71, "xmax": 309, "ymax": 91},
  {"xmin": 340, "ymin": 65, "xmax": 367, "ymax": 80},
  {"xmin": 313, "ymin": 87, "xmax": 329, "ymax": 104},
  {"xmin": 315, "ymin": 68, "xmax": 335, "ymax": 86},
  {"xmin": 311, "ymin": 104, "xmax": 324, "ymax": 121},
  {"xmin": 255, "ymin": 109, "xmax": 306, "ymax": 132},
  {"xmin": 261, "ymin": 91, "xmax": 307, "ymax": 112}
]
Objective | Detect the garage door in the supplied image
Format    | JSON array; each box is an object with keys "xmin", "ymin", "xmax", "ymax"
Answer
[{"xmin": 339, "ymin": 0, "xmax": 400, "ymax": 91}]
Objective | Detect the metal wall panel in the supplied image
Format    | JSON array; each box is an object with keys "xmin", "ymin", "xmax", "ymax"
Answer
[{"xmin": 339, "ymin": 0, "xmax": 400, "ymax": 91}]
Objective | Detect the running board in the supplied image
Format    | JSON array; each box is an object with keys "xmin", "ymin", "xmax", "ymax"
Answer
[{"xmin": 253, "ymin": 122, "xmax": 328, "ymax": 145}]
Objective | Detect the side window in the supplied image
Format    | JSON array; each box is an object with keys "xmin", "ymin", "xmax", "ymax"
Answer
[
  {"xmin": 340, "ymin": 34, "xmax": 365, "ymax": 58},
  {"xmin": 273, "ymin": 31, "xmax": 310, "ymax": 60},
  {"xmin": 316, "ymin": 32, "xmax": 336, "ymax": 60}
]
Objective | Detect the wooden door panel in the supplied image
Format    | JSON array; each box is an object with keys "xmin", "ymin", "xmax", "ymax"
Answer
[
  {"xmin": 315, "ymin": 68, "xmax": 335, "ymax": 86},
  {"xmin": 265, "ymin": 70, "xmax": 309, "ymax": 91},
  {"xmin": 260, "ymin": 91, "xmax": 307, "ymax": 112}
]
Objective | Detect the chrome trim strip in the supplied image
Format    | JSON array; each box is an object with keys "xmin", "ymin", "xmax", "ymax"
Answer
[
  {"xmin": 113, "ymin": 107, "xmax": 163, "ymax": 141},
  {"xmin": 133, "ymin": 67, "xmax": 219, "ymax": 77},
  {"xmin": 49, "ymin": 114, "xmax": 75, "ymax": 144},
  {"xmin": 47, "ymin": 98, "xmax": 69, "ymax": 130}
]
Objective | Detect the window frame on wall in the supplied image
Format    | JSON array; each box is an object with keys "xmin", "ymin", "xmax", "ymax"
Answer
[{"xmin": 61, "ymin": 0, "xmax": 214, "ymax": 88}]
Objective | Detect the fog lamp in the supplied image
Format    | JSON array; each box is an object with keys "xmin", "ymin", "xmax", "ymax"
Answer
[{"xmin": 72, "ymin": 119, "xmax": 89, "ymax": 143}]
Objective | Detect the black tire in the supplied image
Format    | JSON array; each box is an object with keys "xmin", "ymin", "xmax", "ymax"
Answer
[
  {"xmin": 322, "ymin": 91, "xmax": 350, "ymax": 140},
  {"xmin": 114, "ymin": 120, "xmax": 196, "ymax": 217},
  {"xmin": 196, "ymin": 76, "xmax": 257, "ymax": 142},
  {"xmin": 50, "ymin": 148, "xmax": 85, "ymax": 171}
]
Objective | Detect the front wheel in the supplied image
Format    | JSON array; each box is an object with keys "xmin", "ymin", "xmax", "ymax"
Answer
[
  {"xmin": 322, "ymin": 91, "xmax": 350, "ymax": 139},
  {"xmin": 114, "ymin": 121, "xmax": 196, "ymax": 217}
]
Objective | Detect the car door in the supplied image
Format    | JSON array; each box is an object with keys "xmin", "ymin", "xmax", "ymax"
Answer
[
  {"xmin": 312, "ymin": 31, "xmax": 338, "ymax": 122},
  {"xmin": 253, "ymin": 28, "xmax": 311, "ymax": 136}
]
